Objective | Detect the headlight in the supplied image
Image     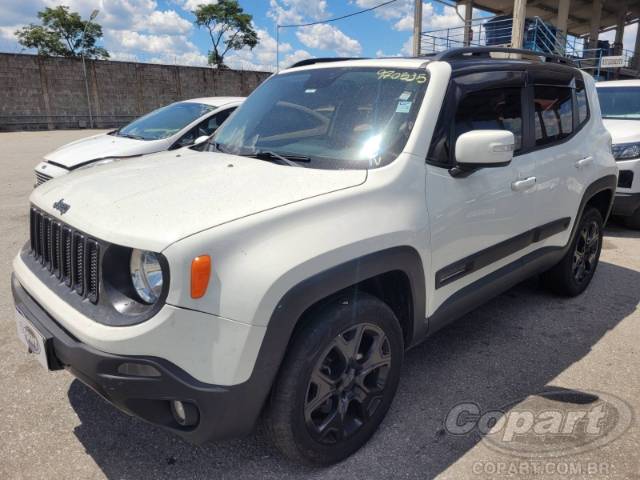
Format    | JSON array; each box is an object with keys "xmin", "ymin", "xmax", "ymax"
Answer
[
  {"xmin": 612, "ymin": 142, "xmax": 640, "ymax": 161},
  {"xmin": 130, "ymin": 249, "xmax": 163, "ymax": 303}
]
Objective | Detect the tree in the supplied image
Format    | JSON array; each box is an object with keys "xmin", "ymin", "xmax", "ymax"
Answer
[
  {"xmin": 16, "ymin": 6, "xmax": 109, "ymax": 59},
  {"xmin": 194, "ymin": 1, "xmax": 258, "ymax": 68}
]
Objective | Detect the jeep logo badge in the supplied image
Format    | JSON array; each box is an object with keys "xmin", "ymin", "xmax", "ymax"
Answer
[
  {"xmin": 23, "ymin": 326, "xmax": 40, "ymax": 354},
  {"xmin": 53, "ymin": 199, "xmax": 70, "ymax": 215}
]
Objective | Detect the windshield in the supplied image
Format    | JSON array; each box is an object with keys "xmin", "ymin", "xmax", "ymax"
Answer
[
  {"xmin": 211, "ymin": 67, "xmax": 428, "ymax": 169},
  {"xmin": 116, "ymin": 102, "xmax": 216, "ymax": 140},
  {"xmin": 597, "ymin": 87, "xmax": 640, "ymax": 120}
]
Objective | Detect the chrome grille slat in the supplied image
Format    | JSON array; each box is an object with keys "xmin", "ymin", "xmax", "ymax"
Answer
[{"xmin": 28, "ymin": 208, "xmax": 99, "ymax": 303}]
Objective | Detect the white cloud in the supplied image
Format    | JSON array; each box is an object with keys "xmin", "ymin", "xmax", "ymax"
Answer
[
  {"xmin": 149, "ymin": 50, "xmax": 208, "ymax": 66},
  {"xmin": 268, "ymin": 0, "xmax": 329, "ymax": 25},
  {"xmin": 142, "ymin": 10, "xmax": 192, "ymax": 35},
  {"xmin": 296, "ymin": 23, "xmax": 362, "ymax": 56},
  {"xmin": 106, "ymin": 29, "xmax": 197, "ymax": 55},
  {"xmin": 351, "ymin": 1, "xmax": 465, "ymax": 31},
  {"xmin": 108, "ymin": 50, "xmax": 139, "ymax": 62},
  {"xmin": 178, "ymin": 0, "xmax": 214, "ymax": 12},
  {"xmin": 282, "ymin": 48, "xmax": 312, "ymax": 66},
  {"xmin": 226, "ymin": 27, "xmax": 311, "ymax": 72}
]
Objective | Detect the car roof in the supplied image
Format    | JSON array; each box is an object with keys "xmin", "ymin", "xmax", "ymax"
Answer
[
  {"xmin": 283, "ymin": 57, "xmax": 430, "ymax": 73},
  {"xmin": 595, "ymin": 79, "xmax": 640, "ymax": 88},
  {"xmin": 181, "ymin": 96, "xmax": 245, "ymax": 107},
  {"xmin": 281, "ymin": 55, "xmax": 580, "ymax": 76}
]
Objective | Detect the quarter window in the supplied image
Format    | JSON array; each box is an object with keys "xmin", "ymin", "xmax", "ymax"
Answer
[
  {"xmin": 576, "ymin": 83, "xmax": 589, "ymax": 126},
  {"xmin": 533, "ymin": 86, "xmax": 573, "ymax": 146},
  {"xmin": 454, "ymin": 88, "xmax": 523, "ymax": 152}
]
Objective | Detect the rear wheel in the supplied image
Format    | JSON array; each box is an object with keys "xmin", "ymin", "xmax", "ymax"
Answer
[
  {"xmin": 266, "ymin": 292, "xmax": 403, "ymax": 465},
  {"xmin": 541, "ymin": 207, "xmax": 603, "ymax": 296}
]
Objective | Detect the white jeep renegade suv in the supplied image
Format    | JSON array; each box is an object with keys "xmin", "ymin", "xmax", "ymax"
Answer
[
  {"xmin": 596, "ymin": 80, "xmax": 640, "ymax": 228},
  {"xmin": 12, "ymin": 48, "xmax": 617, "ymax": 465}
]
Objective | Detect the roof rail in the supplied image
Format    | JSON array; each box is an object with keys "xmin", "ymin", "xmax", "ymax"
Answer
[
  {"xmin": 433, "ymin": 47, "xmax": 576, "ymax": 67},
  {"xmin": 288, "ymin": 57, "xmax": 366, "ymax": 69}
]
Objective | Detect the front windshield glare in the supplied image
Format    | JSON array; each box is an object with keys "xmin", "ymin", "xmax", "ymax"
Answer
[
  {"xmin": 212, "ymin": 67, "xmax": 428, "ymax": 169},
  {"xmin": 118, "ymin": 102, "xmax": 216, "ymax": 140},
  {"xmin": 597, "ymin": 87, "xmax": 640, "ymax": 120}
]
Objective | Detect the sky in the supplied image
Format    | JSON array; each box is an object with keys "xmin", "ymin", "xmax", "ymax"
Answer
[{"xmin": 0, "ymin": 1, "xmax": 637, "ymax": 72}]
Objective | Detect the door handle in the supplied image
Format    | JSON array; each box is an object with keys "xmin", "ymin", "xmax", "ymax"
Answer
[
  {"xmin": 511, "ymin": 176, "xmax": 536, "ymax": 191},
  {"xmin": 575, "ymin": 156, "xmax": 593, "ymax": 168}
]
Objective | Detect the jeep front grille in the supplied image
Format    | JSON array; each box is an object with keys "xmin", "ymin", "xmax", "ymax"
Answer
[
  {"xmin": 29, "ymin": 207, "xmax": 100, "ymax": 303},
  {"xmin": 34, "ymin": 171, "xmax": 52, "ymax": 186}
]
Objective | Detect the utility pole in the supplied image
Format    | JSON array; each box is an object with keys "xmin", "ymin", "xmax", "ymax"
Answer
[
  {"xmin": 82, "ymin": 9, "xmax": 99, "ymax": 129},
  {"xmin": 413, "ymin": 0, "xmax": 422, "ymax": 56}
]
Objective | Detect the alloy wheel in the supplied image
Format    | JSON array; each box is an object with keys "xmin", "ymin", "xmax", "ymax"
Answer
[
  {"xmin": 572, "ymin": 220, "xmax": 600, "ymax": 283},
  {"xmin": 304, "ymin": 323, "xmax": 392, "ymax": 444}
]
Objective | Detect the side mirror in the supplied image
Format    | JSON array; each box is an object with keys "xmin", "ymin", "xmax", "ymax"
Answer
[
  {"xmin": 193, "ymin": 135, "xmax": 210, "ymax": 146},
  {"xmin": 452, "ymin": 130, "xmax": 515, "ymax": 176}
]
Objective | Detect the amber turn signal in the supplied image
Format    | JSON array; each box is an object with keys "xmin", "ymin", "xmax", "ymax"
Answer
[{"xmin": 191, "ymin": 255, "xmax": 211, "ymax": 299}]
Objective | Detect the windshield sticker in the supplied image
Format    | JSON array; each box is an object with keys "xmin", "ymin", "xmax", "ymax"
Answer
[
  {"xmin": 399, "ymin": 91, "xmax": 412, "ymax": 101},
  {"xmin": 377, "ymin": 69, "xmax": 427, "ymax": 84},
  {"xmin": 396, "ymin": 101, "xmax": 412, "ymax": 113},
  {"xmin": 305, "ymin": 88, "xmax": 317, "ymax": 93}
]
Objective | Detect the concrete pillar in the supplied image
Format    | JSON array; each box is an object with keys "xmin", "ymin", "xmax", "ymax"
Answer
[
  {"xmin": 555, "ymin": 0, "xmax": 570, "ymax": 51},
  {"xmin": 588, "ymin": 0, "xmax": 602, "ymax": 50},
  {"xmin": 633, "ymin": 24, "xmax": 640, "ymax": 69},
  {"xmin": 413, "ymin": 0, "xmax": 423, "ymax": 56},
  {"xmin": 613, "ymin": 9, "xmax": 626, "ymax": 54},
  {"xmin": 511, "ymin": 0, "xmax": 527, "ymax": 49},
  {"xmin": 463, "ymin": 0, "xmax": 473, "ymax": 46}
]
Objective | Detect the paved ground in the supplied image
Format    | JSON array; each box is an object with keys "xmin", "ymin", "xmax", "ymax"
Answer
[{"xmin": 0, "ymin": 130, "xmax": 639, "ymax": 480}]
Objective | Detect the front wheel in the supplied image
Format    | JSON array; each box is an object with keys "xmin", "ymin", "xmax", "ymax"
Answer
[
  {"xmin": 541, "ymin": 207, "xmax": 603, "ymax": 296},
  {"xmin": 266, "ymin": 292, "xmax": 403, "ymax": 465}
]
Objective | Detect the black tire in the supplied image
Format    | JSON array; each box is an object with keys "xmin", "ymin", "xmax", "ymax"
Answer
[
  {"xmin": 265, "ymin": 291, "xmax": 404, "ymax": 466},
  {"xmin": 541, "ymin": 207, "xmax": 604, "ymax": 296},
  {"xmin": 623, "ymin": 208, "xmax": 640, "ymax": 230}
]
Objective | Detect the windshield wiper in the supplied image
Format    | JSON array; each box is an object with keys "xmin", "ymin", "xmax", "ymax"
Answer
[
  {"xmin": 250, "ymin": 150, "xmax": 310, "ymax": 167},
  {"xmin": 117, "ymin": 132, "xmax": 146, "ymax": 140}
]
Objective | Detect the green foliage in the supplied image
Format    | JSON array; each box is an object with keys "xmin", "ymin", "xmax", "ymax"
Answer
[
  {"xmin": 194, "ymin": 0, "xmax": 258, "ymax": 68},
  {"xmin": 15, "ymin": 6, "xmax": 109, "ymax": 59}
]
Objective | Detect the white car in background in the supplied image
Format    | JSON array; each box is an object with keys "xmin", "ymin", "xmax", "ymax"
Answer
[
  {"xmin": 33, "ymin": 96, "xmax": 243, "ymax": 186},
  {"xmin": 596, "ymin": 80, "xmax": 640, "ymax": 228}
]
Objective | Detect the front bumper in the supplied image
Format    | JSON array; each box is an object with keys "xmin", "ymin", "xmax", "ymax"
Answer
[
  {"xmin": 612, "ymin": 192, "xmax": 640, "ymax": 217},
  {"xmin": 12, "ymin": 274, "xmax": 265, "ymax": 444}
]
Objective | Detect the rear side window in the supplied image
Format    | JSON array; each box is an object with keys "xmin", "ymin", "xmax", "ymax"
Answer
[
  {"xmin": 533, "ymin": 86, "xmax": 573, "ymax": 146},
  {"xmin": 575, "ymin": 83, "xmax": 589, "ymax": 126},
  {"xmin": 454, "ymin": 88, "xmax": 523, "ymax": 152}
]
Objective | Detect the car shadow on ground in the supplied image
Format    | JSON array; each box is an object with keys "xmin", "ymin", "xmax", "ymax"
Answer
[
  {"xmin": 604, "ymin": 220, "xmax": 640, "ymax": 239},
  {"xmin": 68, "ymin": 261, "xmax": 640, "ymax": 480}
]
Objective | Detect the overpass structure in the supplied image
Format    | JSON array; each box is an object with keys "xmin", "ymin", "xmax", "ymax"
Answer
[{"xmin": 421, "ymin": 0, "xmax": 640, "ymax": 78}]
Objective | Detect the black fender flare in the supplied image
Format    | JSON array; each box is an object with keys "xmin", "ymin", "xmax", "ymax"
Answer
[
  {"xmin": 235, "ymin": 246, "xmax": 426, "ymax": 432},
  {"xmin": 570, "ymin": 174, "xmax": 617, "ymax": 239}
]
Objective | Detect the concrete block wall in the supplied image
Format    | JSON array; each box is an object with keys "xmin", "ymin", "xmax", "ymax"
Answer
[{"xmin": 0, "ymin": 53, "xmax": 271, "ymax": 131}]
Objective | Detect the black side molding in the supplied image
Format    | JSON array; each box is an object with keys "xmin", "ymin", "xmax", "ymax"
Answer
[
  {"xmin": 435, "ymin": 217, "xmax": 571, "ymax": 289},
  {"xmin": 426, "ymin": 174, "xmax": 617, "ymax": 335}
]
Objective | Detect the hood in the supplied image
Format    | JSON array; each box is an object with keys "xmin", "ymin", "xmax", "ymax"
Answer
[
  {"xmin": 31, "ymin": 149, "xmax": 368, "ymax": 252},
  {"xmin": 602, "ymin": 118, "xmax": 640, "ymax": 144},
  {"xmin": 44, "ymin": 133, "xmax": 167, "ymax": 169}
]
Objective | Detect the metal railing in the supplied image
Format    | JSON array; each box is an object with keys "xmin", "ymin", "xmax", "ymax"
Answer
[{"xmin": 421, "ymin": 15, "xmax": 639, "ymax": 79}]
